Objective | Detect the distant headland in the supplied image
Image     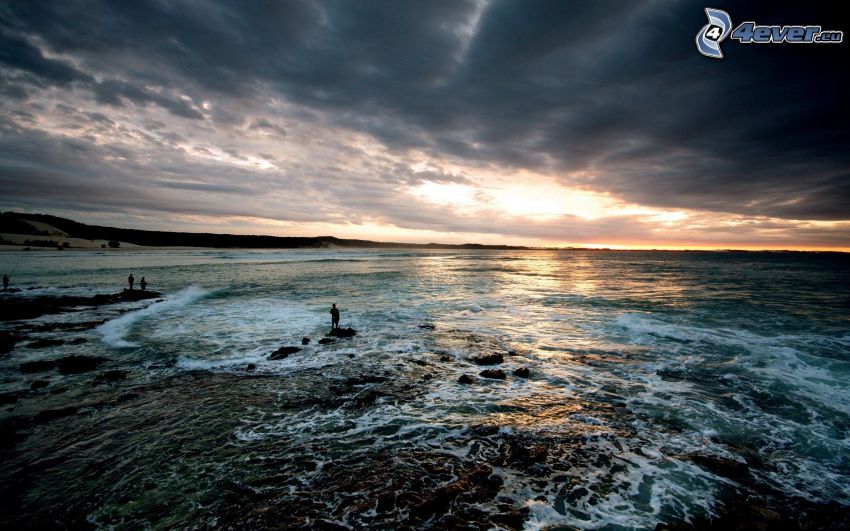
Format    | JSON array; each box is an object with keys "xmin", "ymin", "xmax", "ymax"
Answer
[{"xmin": 0, "ymin": 212, "xmax": 530, "ymax": 250}]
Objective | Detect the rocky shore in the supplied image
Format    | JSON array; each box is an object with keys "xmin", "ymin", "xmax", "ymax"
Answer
[
  {"xmin": 0, "ymin": 288, "xmax": 162, "ymax": 322},
  {"xmin": 2, "ymin": 296, "xmax": 848, "ymax": 529}
]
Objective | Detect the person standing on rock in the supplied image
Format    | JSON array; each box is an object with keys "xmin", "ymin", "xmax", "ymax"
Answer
[
  {"xmin": 330, "ymin": 303, "xmax": 340, "ymax": 330},
  {"xmin": 2, "ymin": 274, "xmax": 8, "ymax": 290},
  {"xmin": 128, "ymin": 273, "xmax": 135, "ymax": 290},
  {"xmin": 140, "ymin": 277, "xmax": 147, "ymax": 291}
]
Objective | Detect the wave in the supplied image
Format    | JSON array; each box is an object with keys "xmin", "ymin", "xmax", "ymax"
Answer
[{"xmin": 96, "ymin": 285, "xmax": 211, "ymax": 348}]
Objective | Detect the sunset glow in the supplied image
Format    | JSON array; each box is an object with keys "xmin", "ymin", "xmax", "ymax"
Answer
[{"xmin": 0, "ymin": 2, "xmax": 847, "ymax": 251}]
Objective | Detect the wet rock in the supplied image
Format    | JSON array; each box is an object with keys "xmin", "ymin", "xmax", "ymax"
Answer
[
  {"xmin": 95, "ymin": 369, "xmax": 127, "ymax": 382},
  {"xmin": 301, "ymin": 337, "xmax": 310, "ymax": 345},
  {"xmin": 411, "ymin": 481, "xmax": 466, "ymax": 520},
  {"xmin": 56, "ymin": 355, "xmax": 106, "ymax": 374},
  {"xmin": 491, "ymin": 507, "xmax": 530, "ymax": 529},
  {"xmin": 119, "ymin": 289, "xmax": 163, "ymax": 301},
  {"xmin": 0, "ymin": 289, "xmax": 161, "ymax": 321},
  {"xmin": 513, "ymin": 367, "xmax": 530, "ymax": 378},
  {"xmin": 472, "ymin": 353, "xmax": 503, "ymax": 365},
  {"xmin": 510, "ymin": 442, "xmax": 548, "ymax": 465},
  {"xmin": 479, "ymin": 369, "xmax": 506, "ymax": 380},
  {"xmin": 329, "ymin": 327, "xmax": 357, "ymax": 338},
  {"xmin": 422, "ymin": 374, "xmax": 433, "ymax": 381},
  {"xmin": 411, "ymin": 466, "xmax": 502, "ymax": 521},
  {"xmin": 245, "ymin": 363, "xmax": 257, "ymax": 371},
  {"xmin": 319, "ymin": 337, "xmax": 335, "ymax": 345},
  {"xmin": 689, "ymin": 453, "xmax": 749, "ymax": 480},
  {"xmin": 20, "ymin": 360, "xmax": 56, "ymax": 373},
  {"xmin": 353, "ymin": 390, "xmax": 387, "ymax": 407},
  {"xmin": 439, "ymin": 354, "xmax": 452, "ymax": 362},
  {"xmin": 269, "ymin": 346, "xmax": 300, "ymax": 360},
  {"xmin": 419, "ymin": 324, "xmax": 436, "ymax": 330},
  {"xmin": 458, "ymin": 374, "xmax": 474, "ymax": 384},
  {"xmin": 25, "ymin": 338, "xmax": 65, "ymax": 349},
  {"xmin": 0, "ymin": 418, "xmax": 26, "ymax": 448},
  {"xmin": 344, "ymin": 375, "xmax": 387, "ymax": 385},
  {"xmin": 30, "ymin": 380, "xmax": 49, "ymax": 390},
  {"xmin": 34, "ymin": 406, "xmax": 78, "ymax": 422},
  {"xmin": 68, "ymin": 337, "xmax": 88, "ymax": 345},
  {"xmin": 116, "ymin": 393, "xmax": 139, "ymax": 403},
  {"xmin": 0, "ymin": 331, "xmax": 18, "ymax": 354},
  {"xmin": 0, "ymin": 392, "xmax": 20, "ymax": 404},
  {"xmin": 31, "ymin": 320, "xmax": 105, "ymax": 333}
]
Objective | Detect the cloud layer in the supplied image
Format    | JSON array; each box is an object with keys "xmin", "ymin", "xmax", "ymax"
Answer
[{"xmin": 1, "ymin": 0, "xmax": 848, "ymax": 248}]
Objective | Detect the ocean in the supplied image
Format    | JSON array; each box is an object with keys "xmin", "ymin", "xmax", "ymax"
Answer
[{"xmin": 1, "ymin": 248, "xmax": 848, "ymax": 529}]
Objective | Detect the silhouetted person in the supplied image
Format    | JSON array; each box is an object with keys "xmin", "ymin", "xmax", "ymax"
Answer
[
  {"xmin": 330, "ymin": 303, "xmax": 340, "ymax": 330},
  {"xmin": 2, "ymin": 274, "xmax": 8, "ymax": 291},
  {"xmin": 140, "ymin": 277, "xmax": 147, "ymax": 291},
  {"xmin": 128, "ymin": 273, "xmax": 135, "ymax": 291}
]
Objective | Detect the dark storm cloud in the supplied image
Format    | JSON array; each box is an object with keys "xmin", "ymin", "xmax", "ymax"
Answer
[
  {"xmin": 0, "ymin": 0, "xmax": 848, "ymax": 237},
  {"xmin": 0, "ymin": 30, "xmax": 93, "ymax": 87}
]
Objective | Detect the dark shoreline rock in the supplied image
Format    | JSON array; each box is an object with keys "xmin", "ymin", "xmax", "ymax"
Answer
[
  {"xmin": 20, "ymin": 360, "xmax": 57, "ymax": 373},
  {"xmin": 472, "ymin": 353, "xmax": 503, "ymax": 365},
  {"xmin": 512, "ymin": 367, "xmax": 530, "ymax": 378},
  {"xmin": 1, "ymin": 331, "xmax": 18, "ymax": 354},
  {"xmin": 56, "ymin": 355, "xmax": 106, "ymax": 374},
  {"xmin": 458, "ymin": 374, "xmax": 474, "ymax": 384},
  {"xmin": 318, "ymin": 337, "xmax": 335, "ymax": 345},
  {"xmin": 25, "ymin": 338, "xmax": 65, "ymax": 349},
  {"xmin": 328, "ymin": 327, "xmax": 357, "ymax": 338},
  {"xmin": 269, "ymin": 346, "xmax": 300, "ymax": 360},
  {"xmin": 479, "ymin": 369, "xmax": 506, "ymax": 380},
  {"xmin": 301, "ymin": 337, "xmax": 310, "ymax": 345},
  {"xmin": 95, "ymin": 370, "xmax": 127, "ymax": 383},
  {"xmin": 0, "ymin": 289, "xmax": 162, "ymax": 322}
]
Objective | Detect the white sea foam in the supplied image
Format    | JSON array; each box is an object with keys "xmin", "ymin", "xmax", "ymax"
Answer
[{"xmin": 97, "ymin": 285, "xmax": 210, "ymax": 348}]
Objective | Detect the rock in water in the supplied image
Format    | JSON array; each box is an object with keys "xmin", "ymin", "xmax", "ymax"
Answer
[
  {"xmin": 472, "ymin": 353, "xmax": 503, "ymax": 365},
  {"xmin": 513, "ymin": 367, "xmax": 530, "ymax": 378},
  {"xmin": 479, "ymin": 369, "xmax": 506, "ymax": 380},
  {"xmin": 458, "ymin": 374, "xmax": 474, "ymax": 384},
  {"xmin": 269, "ymin": 346, "xmax": 300, "ymax": 360},
  {"xmin": 329, "ymin": 327, "xmax": 357, "ymax": 338},
  {"xmin": 245, "ymin": 363, "xmax": 257, "ymax": 371},
  {"xmin": 26, "ymin": 338, "xmax": 65, "ymax": 349},
  {"xmin": 55, "ymin": 355, "xmax": 106, "ymax": 374},
  {"xmin": 301, "ymin": 337, "xmax": 310, "ymax": 345},
  {"xmin": 0, "ymin": 331, "xmax": 17, "ymax": 354},
  {"xmin": 95, "ymin": 369, "xmax": 127, "ymax": 382},
  {"xmin": 120, "ymin": 289, "xmax": 162, "ymax": 301},
  {"xmin": 20, "ymin": 360, "xmax": 57, "ymax": 373},
  {"xmin": 318, "ymin": 337, "xmax": 335, "ymax": 345}
]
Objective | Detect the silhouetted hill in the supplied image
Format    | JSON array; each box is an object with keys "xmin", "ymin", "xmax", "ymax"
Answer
[{"xmin": 0, "ymin": 212, "xmax": 529, "ymax": 250}]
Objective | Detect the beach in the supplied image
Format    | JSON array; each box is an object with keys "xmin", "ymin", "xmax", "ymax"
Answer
[{"xmin": 1, "ymin": 248, "xmax": 849, "ymax": 529}]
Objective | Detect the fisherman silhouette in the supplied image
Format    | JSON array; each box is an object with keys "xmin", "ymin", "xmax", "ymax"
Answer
[
  {"xmin": 330, "ymin": 303, "xmax": 340, "ymax": 330},
  {"xmin": 140, "ymin": 277, "xmax": 147, "ymax": 291},
  {"xmin": 128, "ymin": 273, "xmax": 135, "ymax": 290},
  {"xmin": 2, "ymin": 274, "xmax": 8, "ymax": 291}
]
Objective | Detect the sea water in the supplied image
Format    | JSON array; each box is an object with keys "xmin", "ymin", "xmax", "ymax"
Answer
[{"xmin": 0, "ymin": 249, "xmax": 848, "ymax": 529}]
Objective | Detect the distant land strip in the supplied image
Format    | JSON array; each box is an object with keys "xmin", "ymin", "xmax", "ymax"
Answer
[{"xmin": 0, "ymin": 212, "xmax": 530, "ymax": 250}]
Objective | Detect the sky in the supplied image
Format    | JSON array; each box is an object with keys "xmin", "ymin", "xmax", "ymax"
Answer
[{"xmin": 1, "ymin": 0, "xmax": 848, "ymax": 250}]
